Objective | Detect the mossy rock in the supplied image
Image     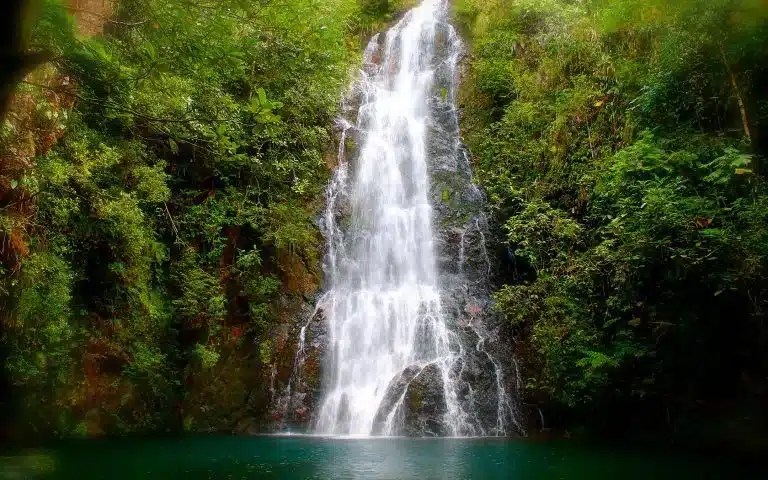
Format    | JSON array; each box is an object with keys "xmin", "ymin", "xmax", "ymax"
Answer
[{"xmin": 401, "ymin": 364, "xmax": 449, "ymax": 436}]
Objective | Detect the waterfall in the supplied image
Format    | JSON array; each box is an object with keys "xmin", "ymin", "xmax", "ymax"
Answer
[{"xmin": 311, "ymin": 0, "xmax": 522, "ymax": 437}]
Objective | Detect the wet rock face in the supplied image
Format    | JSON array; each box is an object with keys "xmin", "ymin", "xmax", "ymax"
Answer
[
  {"xmin": 266, "ymin": 294, "xmax": 328, "ymax": 432},
  {"xmin": 420, "ymin": 22, "xmax": 524, "ymax": 437},
  {"xmin": 371, "ymin": 365, "xmax": 422, "ymax": 434},
  {"xmin": 401, "ymin": 364, "xmax": 450, "ymax": 436}
]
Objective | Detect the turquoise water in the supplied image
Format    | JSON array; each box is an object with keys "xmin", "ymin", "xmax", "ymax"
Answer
[{"xmin": 1, "ymin": 435, "xmax": 763, "ymax": 479}]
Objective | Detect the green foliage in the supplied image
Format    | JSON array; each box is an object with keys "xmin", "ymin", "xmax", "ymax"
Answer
[
  {"xmin": 173, "ymin": 248, "xmax": 226, "ymax": 327},
  {"xmin": 504, "ymin": 200, "xmax": 581, "ymax": 272},
  {"xmin": 258, "ymin": 340, "xmax": 273, "ymax": 365},
  {"xmin": 5, "ymin": 253, "xmax": 75, "ymax": 387},
  {"xmin": 193, "ymin": 344, "xmax": 220, "ymax": 369},
  {"xmin": 3, "ymin": 0, "xmax": 369, "ymax": 437},
  {"xmin": 458, "ymin": 0, "xmax": 768, "ymax": 433},
  {"xmin": 354, "ymin": 0, "xmax": 420, "ymax": 34},
  {"xmin": 265, "ymin": 202, "xmax": 319, "ymax": 255}
]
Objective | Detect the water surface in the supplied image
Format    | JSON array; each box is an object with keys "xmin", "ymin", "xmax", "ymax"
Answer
[{"xmin": 2, "ymin": 436, "xmax": 763, "ymax": 479}]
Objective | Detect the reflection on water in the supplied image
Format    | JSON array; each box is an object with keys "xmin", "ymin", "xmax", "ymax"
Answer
[
  {"xmin": 0, "ymin": 452, "xmax": 55, "ymax": 479},
  {"xmin": 0, "ymin": 435, "xmax": 763, "ymax": 480}
]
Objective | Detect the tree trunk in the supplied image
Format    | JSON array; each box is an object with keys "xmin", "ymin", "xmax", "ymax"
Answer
[{"xmin": 719, "ymin": 43, "xmax": 752, "ymax": 145}]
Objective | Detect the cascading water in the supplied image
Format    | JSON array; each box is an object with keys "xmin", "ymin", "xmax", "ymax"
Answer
[{"xmin": 307, "ymin": 0, "xmax": 523, "ymax": 437}]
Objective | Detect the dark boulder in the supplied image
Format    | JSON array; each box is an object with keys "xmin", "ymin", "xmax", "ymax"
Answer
[
  {"xmin": 371, "ymin": 364, "xmax": 423, "ymax": 434},
  {"xmin": 400, "ymin": 363, "xmax": 449, "ymax": 436}
]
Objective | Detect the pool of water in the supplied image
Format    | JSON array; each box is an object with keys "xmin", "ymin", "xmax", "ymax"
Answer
[{"xmin": 1, "ymin": 435, "xmax": 763, "ymax": 479}]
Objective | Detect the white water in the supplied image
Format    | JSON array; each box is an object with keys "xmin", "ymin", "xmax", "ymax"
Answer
[{"xmin": 314, "ymin": 0, "xmax": 506, "ymax": 436}]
